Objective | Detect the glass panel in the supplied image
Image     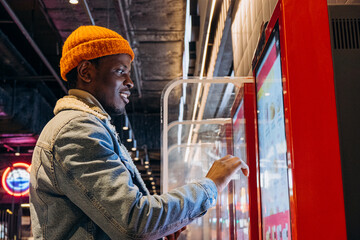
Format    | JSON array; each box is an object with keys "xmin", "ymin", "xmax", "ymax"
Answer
[
  {"xmin": 161, "ymin": 77, "xmax": 253, "ymax": 240},
  {"xmin": 232, "ymin": 97, "xmax": 250, "ymax": 239}
]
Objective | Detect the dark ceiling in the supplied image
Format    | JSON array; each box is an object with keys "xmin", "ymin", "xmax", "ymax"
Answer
[{"xmin": 0, "ymin": 0, "xmax": 187, "ymax": 193}]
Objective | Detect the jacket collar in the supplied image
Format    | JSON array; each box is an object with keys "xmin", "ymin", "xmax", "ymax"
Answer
[
  {"xmin": 68, "ymin": 89, "xmax": 108, "ymax": 114},
  {"xmin": 54, "ymin": 95, "xmax": 110, "ymax": 121}
]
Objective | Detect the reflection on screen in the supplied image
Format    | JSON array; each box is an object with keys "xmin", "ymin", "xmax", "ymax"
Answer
[
  {"xmin": 256, "ymin": 30, "xmax": 291, "ymax": 240},
  {"xmin": 232, "ymin": 100, "xmax": 250, "ymax": 239}
]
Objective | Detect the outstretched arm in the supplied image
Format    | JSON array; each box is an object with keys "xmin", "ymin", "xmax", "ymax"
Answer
[{"xmin": 52, "ymin": 115, "xmax": 218, "ymax": 239}]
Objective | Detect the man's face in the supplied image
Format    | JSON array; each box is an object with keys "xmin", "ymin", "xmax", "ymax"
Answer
[{"xmin": 90, "ymin": 54, "xmax": 133, "ymax": 115}]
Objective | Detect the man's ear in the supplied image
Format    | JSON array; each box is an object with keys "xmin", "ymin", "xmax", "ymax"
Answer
[{"xmin": 77, "ymin": 61, "xmax": 94, "ymax": 83}]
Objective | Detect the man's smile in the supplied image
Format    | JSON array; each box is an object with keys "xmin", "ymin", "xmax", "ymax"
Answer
[{"xmin": 120, "ymin": 90, "xmax": 131, "ymax": 104}]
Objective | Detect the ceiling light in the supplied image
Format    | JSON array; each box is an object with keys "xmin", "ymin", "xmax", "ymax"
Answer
[
  {"xmin": 69, "ymin": 0, "xmax": 79, "ymax": 4},
  {"xmin": 147, "ymin": 171, "xmax": 152, "ymax": 175},
  {"xmin": 144, "ymin": 165, "xmax": 149, "ymax": 169},
  {"xmin": 151, "ymin": 182, "xmax": 155, "ymax": 185},
  {"xmin": 152, "ymin": 186, "xmax": 156, "ymax": 190},
  {"xmin": 199, "ymin": 0, "xmax": 216, "ymax": 78},
  {"xmin": 123, "ymin": 116, "xmax": 129, "ymax": 130},
  {"xmin": 127, "ymin": 129, "xmax": 132, "ymax": 142},
  {"xmin": 15, "ymin": 152, "xmax": 20, "ymax": 156},
  {"xmin": 131, "ymin": 140, "xmax": 137, "ymax": 151},
  {"xmin": 149, "ymin": 177, "xmax": 153, "ymax": 181},
  {"xmin": 134, "ymin": 150, "xmax": 139, "ymax": 161},
  {"xmin": 184, "ymin": 0, "xmax": 216, "ymax": 164}
]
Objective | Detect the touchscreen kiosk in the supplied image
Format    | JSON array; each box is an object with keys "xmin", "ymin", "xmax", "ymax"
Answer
[
  {"xmin": 254, "ymin": 24, "xmax": 291, "ymax": 240},
  {"xmin": 251, "ymin": 1, "xmax": 347, "ymax": 239}
]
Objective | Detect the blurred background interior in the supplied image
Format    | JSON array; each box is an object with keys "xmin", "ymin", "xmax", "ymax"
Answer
[{"xmin": 0, "ymin": 0, "xmax": 359, "ymax": 239}]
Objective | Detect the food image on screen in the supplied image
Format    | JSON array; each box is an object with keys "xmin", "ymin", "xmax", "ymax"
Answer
[{"xmin": 255, "ymin": 29, "xmax": 292, "ymax": 240}]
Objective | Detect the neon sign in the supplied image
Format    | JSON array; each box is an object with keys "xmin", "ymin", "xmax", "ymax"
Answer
[{"xmin": 2, "ymin": 162, "xmax": 31, "ymax": 197}]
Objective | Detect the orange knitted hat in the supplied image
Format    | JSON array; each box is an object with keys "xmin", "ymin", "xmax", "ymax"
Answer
[{"xmin": 60, "ymin": 25, "xmax": 134, "ymax": 81}]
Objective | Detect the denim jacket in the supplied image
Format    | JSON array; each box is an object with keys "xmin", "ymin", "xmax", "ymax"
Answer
[{"xmin": 30, "ymin": 94, "xmax": 217, "ymax": 240}]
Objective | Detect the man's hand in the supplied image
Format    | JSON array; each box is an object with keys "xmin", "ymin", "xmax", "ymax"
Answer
[
  {"xmin": 164, "ymin": 226, "xmax": 187, "ymax": 240},
  {"xmin": 206, "ymin": 155, "xmax": 249, "ymax": 193}
]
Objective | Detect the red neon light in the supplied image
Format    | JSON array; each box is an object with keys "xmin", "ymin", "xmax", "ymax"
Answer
[{"xmin": 1, "ymin": 162, "xmax": 30, "ymax": 197}]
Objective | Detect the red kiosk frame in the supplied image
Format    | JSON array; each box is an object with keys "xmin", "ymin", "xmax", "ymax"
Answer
[
  {"xmin": 227, "ymin": 83, "xmax": 259, "ymax": 240},
  {"xmin": 252, "ymin": 1, "xmax": 347, "ymax": 239}
]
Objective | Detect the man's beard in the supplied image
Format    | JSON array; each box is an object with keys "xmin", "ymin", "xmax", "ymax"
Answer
[{"xmin": 103, "ymin": 104, "xmax": 125, "ymax": 117}]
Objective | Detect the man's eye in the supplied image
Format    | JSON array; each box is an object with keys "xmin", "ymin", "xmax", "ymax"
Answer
[{"xmin": 116, "ymin": 69, "xmax": 125, "ymax": 75}]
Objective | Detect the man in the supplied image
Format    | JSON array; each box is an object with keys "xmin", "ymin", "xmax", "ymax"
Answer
[{"xmin": 30, "ymin": 25, "xmax": 249, "ymax": 240}]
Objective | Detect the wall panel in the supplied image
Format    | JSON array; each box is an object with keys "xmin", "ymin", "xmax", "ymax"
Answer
[{"xmin": 232, "ymin": 0, "xmax": 277, "ymax": 76}]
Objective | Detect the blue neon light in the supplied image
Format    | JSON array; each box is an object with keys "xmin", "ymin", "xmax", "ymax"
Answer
[{"xmin": 5, "ymin": 168, "xmax": 30, "ymax": 192}]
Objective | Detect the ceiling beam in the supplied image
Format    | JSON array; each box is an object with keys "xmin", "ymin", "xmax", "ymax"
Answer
[
  {"xmin": 0, "ymin": 0, "xmax": 67, "ymax": 93},
  {"xmin": 134, "ymin": 30, "xmax": 184, "ymax": 42},
  {"xmin": 82, "ymin": 0, "xmax": 95, "ymax": 25},
  {"xmin": 115, "ymin": 0, "xmax": 142, "ymax": 98}
]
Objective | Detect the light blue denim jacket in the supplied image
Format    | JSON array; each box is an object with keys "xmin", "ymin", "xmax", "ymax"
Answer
[{"xmin": 30, "ymin": 91, "xmax": 217, "ymax": 240}]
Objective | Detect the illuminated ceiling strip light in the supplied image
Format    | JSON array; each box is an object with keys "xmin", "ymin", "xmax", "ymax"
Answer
[
  {"xmin": 190, "ymin": 0, "xmax": 216, "ymax": 125},
  {"xmin": 200, "ymin": 0, "xmax": 216, "ymax": 78},
  {"xmin": 185, "ymin": 0, "xmax": 216, "ymax": 162},
  {"xmin": 180, "ymin": 0, "xmax": 190, "ymax": 141},
  {"xmin": 190, "ymin": 0, "xmax": 216, "ymax": 123},
  {"xmin": 183, "ymin": 0, "xmax": 191, "ymax": 77}
]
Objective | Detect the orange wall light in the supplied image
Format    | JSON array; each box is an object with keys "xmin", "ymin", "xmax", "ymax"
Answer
[{"xmin": 2, "ymin": 162, "xmax": 31, "ymax": 197}]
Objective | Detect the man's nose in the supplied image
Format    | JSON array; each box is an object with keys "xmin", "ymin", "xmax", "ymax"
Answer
[{"xmin": 124, "ymin": 74, "xmax": 134, "ymax": 89}]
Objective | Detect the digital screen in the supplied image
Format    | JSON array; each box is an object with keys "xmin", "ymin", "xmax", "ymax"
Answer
[
  {"xmin": 255, "ymin": 26, "xmax": 292, "ymax": 240},
  {"xmin": 232, "ymin": 99, "xmax": 250, "ymax": 239}
]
